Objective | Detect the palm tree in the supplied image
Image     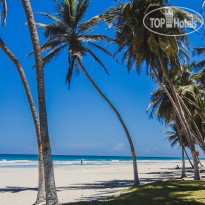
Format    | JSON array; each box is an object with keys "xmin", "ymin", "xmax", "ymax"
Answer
[
  {"xmin": 21, "ymin": 0, "xmax": 58, "ymax": 204},
  {"xmin": 104, "ymin": 0, "xmax": 201, "ymax": 180},
  {"xmin": 163, "ymin": 123, "xmax": 187, "ymax": 178},
  {"xmin": 28, "ymin": 0, "xmax": 140, "ymax": 186},
  {"xmin": 163, "ymin": 124, "xmax": 204, "ymax": 170},
  {"xmin": 0, "ymin": 1, "xmax": 46, "ymax": 204},
  {"xmin": 147, "ymin": 82, "xmax": 188, "ymax": 177},
  {"xmin": 148, "ymin": 65, "xmax": 205, "ymax": 146},
  {"xmin": 175, "ymin": 66, "xmax": 205, "ymax": 146},
  {"xmin": 0, "ymin": 39, "xmax": 46, "ymax": 204},
  {"xmin": 147, "ymin": 65, "xmax": 204, "ymax": 176}
]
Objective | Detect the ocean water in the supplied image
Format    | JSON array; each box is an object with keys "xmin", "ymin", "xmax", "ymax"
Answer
[{"xmin": 0, "ymin": 154, "xmax": 190, "ymax": 168}]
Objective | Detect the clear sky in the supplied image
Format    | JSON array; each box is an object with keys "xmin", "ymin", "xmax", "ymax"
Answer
[{"xmin": 0, "ymin": 0, "xmax": 204, "ymax": 157}]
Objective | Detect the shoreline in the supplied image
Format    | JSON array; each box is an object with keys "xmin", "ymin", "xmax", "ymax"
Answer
[
  {"xmin": 0, "ymin": 160, "xmax": 198, "ymax": 168},
  {"xmin": 1, "ymin": 156, "xmax": 202, "ymax": 168}
]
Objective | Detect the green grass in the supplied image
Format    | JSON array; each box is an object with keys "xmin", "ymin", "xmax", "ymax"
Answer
[{"xmin": 65, "ymin": 180, "xmax": 205, "ymax": 205}]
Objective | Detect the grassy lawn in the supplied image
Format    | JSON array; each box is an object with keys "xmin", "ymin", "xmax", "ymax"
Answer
[{"xmin": 66, "ymin": 180, "xmax": 205, "ymax": 205}]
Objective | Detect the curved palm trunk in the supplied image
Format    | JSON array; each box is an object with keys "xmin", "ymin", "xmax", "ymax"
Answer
[
  {"xmin": 177, "ymin": 127, "xmax": 186, "ymax": 178},
  {"xmin": 150, "ymin": 65, "xmax": 204, "ymax": 150},
  {"xmin": 174, "ymin": 115, "xmax": 186, "ymax": 178},
  {"xmin": 163, "ymin": 79, "xmax": 200, "ymax": 179},
  {"xmin": 178, "ymin": 95, "xmax": 204, "ymax": 146},
  {"xmin": 197, "ymin": 157, "xmax": 204, "ymax": 167},
  {"xmin": 21, "ymin": 0, "xmax": 58, "ymax": 204},
  {"xmin": 181, "ymin": 145, "xmax": 186, "ymax": 178},
  {"xmin": 156, "ymin": 50, "xmax": 200, "ymax": 180},
  {"xmin": 0, "ymin": 38, "xmax": 46, "ymax": 203},
  {"xmin": 184, "ymin": 148, "xmax": 194, "ymax": 168},
  {"xmin": 77, "ymin": 58, "xmax": 139, "ymax": 186}
]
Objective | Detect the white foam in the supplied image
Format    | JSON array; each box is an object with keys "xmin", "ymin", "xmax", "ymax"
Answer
[{"xmin": 0, "ymin": 158, "xmax": 201, "ymax": 167}]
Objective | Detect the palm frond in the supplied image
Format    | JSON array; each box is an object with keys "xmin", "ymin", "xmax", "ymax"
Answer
[
  {"xmin": 88, "ymin": 42, "xmax": 118, "ymax": 62},
  {"xmin": 43, "ymin": 43, "xmax": 68, "ymax": 66},
  {"xmin": 78, "ymin": 34, "xmax": 113, "ymax": 42},
  {"xmin": 37, "ymin": 12, "xmax": 61, "ymax": 22},
  {"xmin": 44, "ymin": 23, "xmax": 67, "ymax": 38},
  {"xmin": 66, "ymin": 55, "xmax": 77, "ymax": 87},
  {"xmin": 161, "ymin": 130, "xmax": 174, "ymax": 134},
  {"xmin": 86, "ymin": 48, "xmax": 109, "ymax": 75},
  {"xmin": 26, "ymin": 38, "xmax": 64, "ymax": 58},
  {"xmin": 78, "ymin": 14, "xmax": 101, "ymax": 33},
  {"xmin": 194, "ymin": 60, "xmax": 205, "ymax": 70},
  {"xmin": 193, "ymin": 47, "xmax": 205, "ymax": 56},
  {"xmin": 75, "ymin": 0, "xmax": 90, "ymax": 26},
  {"xmin": 53, "ymin": 0, "xmax": 63, "ymax": 11}
]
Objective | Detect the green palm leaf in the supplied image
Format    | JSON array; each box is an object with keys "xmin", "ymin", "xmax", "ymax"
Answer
[
  {"xmin": 43, "ymin": 43, "xmax": 68, "ymax": 66},
  {"xmin": 86, "ymin": 47, "xmax": 109, "ymax": 75}
]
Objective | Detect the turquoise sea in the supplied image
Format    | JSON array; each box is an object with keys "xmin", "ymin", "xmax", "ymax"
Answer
[{"xmin": 0, "ymin": 154, "xmax": 192, "ymax": 168}]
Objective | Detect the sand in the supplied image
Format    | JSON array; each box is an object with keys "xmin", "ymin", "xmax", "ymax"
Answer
[{"xmin": 0, "ymin": 161, "xmax": 204, "ymax": 205}]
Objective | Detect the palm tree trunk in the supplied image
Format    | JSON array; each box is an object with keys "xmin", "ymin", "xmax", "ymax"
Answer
[
  {"xmin": 157, "ymin": 49, "xmax": 200, "ymax": 180},
  {"xmin": 184, "ymin": 147, "xmax": 194, "ymax": 168},
  {"xmin": 197, "ymin": 157, "xmax": 204, "ymax": 167},
  {"xmin": 174, "ymin": 115, "xmax": 186, "ymax": 178},
  {"xmin": 181, "ymin": 145, "xmax": 186, "ymax": 178},
  {"xmin": 0, "ymin": 38, "xmax": 46, "ymax": 204},
  {"xmin": 21, "ymin": 0, "xmax": 58, "ymax": 204},
  {"xmin": 35, "ymin": 148, "xmax": 46, "ymax": 204},
  {"xmin": 178, "ymin": 95, "xmax": 204, "ymax": 146},
  {"xmin": 77, "ymin": 58, "xmax": 139, "ymax": 186},
  {"xmin": 179, "ymin": 135, "xmax": 186, "ymax": 178}
]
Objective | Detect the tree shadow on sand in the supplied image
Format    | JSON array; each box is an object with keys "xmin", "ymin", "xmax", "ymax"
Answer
[
  {"xmin": 57, "ymin": 180, "xmax": 134, "ymax": 191},
  {"xmin": 0, "ymin": 186, "xmax": 37, "ymax": 193}
]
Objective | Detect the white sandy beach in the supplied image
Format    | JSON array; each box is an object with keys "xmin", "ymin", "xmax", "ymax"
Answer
[{"xmin": 0, "ymin": 162, "xmax": 204, "ymax": 205}]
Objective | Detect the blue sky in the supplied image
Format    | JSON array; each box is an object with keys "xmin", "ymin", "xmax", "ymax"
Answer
[{"xmin": 0, "ymin": 0, "xmax": 204, "ymax": 157}]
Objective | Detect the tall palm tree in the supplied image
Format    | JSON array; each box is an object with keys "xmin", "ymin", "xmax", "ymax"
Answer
[
  {"xmin": 0, "ymin": 39, "xmax": 46, "ymax": 204},
  {"xmin": 147, "ymin": 65, "xmax": 204, "ymax": 176},
  {"xmin": 21, "ymin": 0, "xmax": 58, "ymax": 204},
  {"xmin": 0, "ymin": 1, "xmax": 46, "ymax": 204},
  {"xmin": 28, "ymin": 0, "xmax": 140, "ymax": 186},
  {"xmin": 147, "ymin": 82, "xmax": 188, "ymax": 177},
  {"xmin": 104, "ymin": 0, "xmax": 201, "ymax": 180}
]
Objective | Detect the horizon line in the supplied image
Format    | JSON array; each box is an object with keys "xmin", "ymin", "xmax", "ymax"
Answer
[{"xmin": 0, "ymin": 153, "xmax": 188, "ymax": 159}]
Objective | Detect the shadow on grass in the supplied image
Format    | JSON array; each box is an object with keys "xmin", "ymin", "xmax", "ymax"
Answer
[{"xmin": 63, "ymin": 181, "xmax": 205, "ymax": 205}]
